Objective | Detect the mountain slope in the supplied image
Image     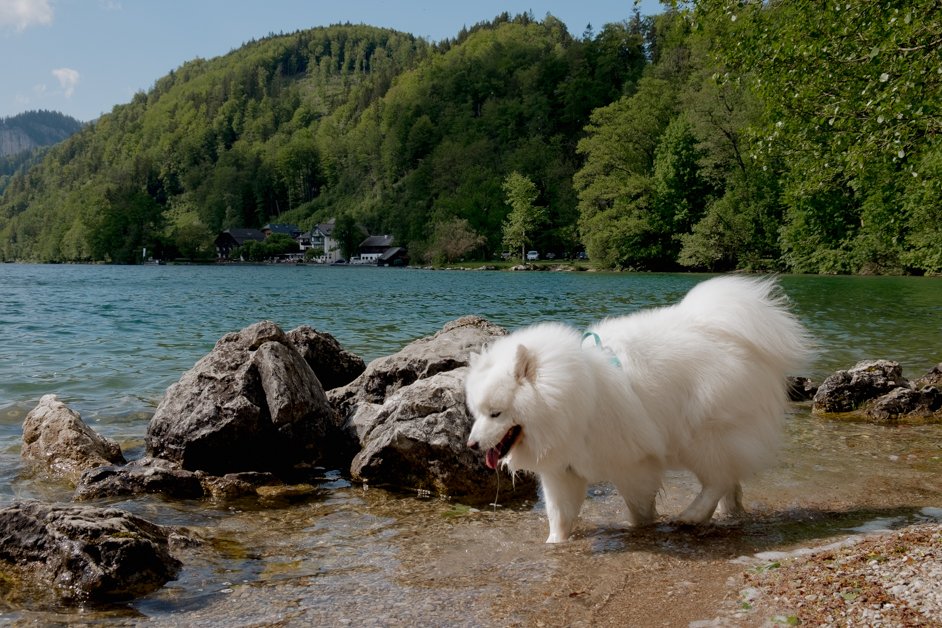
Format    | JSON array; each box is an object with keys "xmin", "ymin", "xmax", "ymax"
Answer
[
  {"xmin": 0, "ymin": 15, "xmax": 645, "ymax": 263},
  {"xmin": 0, "ymin": 24, "xmax": 432, "ymax": 262},
  {"xmin": 0, "ymin": 110, "xmax": 83, "ymax": 157}
]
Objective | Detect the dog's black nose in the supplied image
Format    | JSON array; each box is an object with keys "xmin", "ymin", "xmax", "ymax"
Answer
[{"xmin": 467, "ymin": 439, "xmax": 479, "ymax": 450}]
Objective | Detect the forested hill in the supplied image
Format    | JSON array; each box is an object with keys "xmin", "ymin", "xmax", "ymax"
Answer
[
  {"xmin": 1, "ymin": 6, "xmax": 939, "ymax": 274},
  {"xmin": 0, "ymin": 110, "xmax": 82, "ymax": 157},
  {"xmin": 0, "ymin": 110, "xmax": 83, "ymax": 184}
]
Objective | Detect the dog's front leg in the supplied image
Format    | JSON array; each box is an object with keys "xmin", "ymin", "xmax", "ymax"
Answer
[{"xmin": 540, "ymin": 468, "xmax": 587, "ymax": 543}]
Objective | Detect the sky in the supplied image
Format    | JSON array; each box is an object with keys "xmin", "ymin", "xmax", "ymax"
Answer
[{"xmin": 0, "ymin": 0, "xmax": 664, "ymax": 122}]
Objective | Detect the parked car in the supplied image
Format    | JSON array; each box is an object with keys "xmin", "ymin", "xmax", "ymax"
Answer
[
  {"xmin": 526, "ymin": 250, "xmax": 539, "ymax": 261},
  {"xmin": 576, "ymin": 251, "xmax": 588, "ymax": 260}
]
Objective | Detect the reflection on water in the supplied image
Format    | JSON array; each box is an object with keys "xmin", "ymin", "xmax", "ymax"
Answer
[{"xmin": 0, "ymin": 266, "xmax": 939, "ymax": 623}]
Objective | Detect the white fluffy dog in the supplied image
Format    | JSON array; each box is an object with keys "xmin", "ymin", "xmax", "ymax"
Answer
[{"xmin": 465, "ymin": 275, "xmax": 809, "ymax": 543}]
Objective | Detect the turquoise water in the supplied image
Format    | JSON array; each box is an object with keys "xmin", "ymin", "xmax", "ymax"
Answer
[
  {"xmin": 2, "ymin": 265, "xmax": 939, "ymax": 423},
  {"xmin": 0, "ymin": 264, "xmax": 940, "ymax": 624}
]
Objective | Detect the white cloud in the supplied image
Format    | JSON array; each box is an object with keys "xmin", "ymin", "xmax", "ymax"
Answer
[
  {"xmin": 52, "ymin": 67, "xmax": 79, "ymax": 98},
  {"xmin": 0, "ymin": 0, "xmax": 54, "ymax": 31}
]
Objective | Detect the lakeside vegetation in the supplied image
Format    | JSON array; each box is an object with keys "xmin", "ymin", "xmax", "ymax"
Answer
[{"xmin": 0, "ymin": 3, "xmax": 939, "ymax": 274}]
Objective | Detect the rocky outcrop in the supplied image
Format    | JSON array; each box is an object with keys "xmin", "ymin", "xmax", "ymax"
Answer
[
  {"xmin": 812, "ymin": 360, "xmax": 907, "ymax": 414},
  {"xmin": 0, "ymin": 501, "xmax": 180, "ymax": 604},
  {"xmin": 287, "ymin": 325, "xmax": 365, "ymax": 390},
  {"xmin": 332, "ymin": 316, "xmax": 537, "ymax": 503},
  {"xmin": 812, "ymin": 360, "xmax": 942, "ymax": 423},
  {"xmin": 38, "ymin": 317, "xmax": 537, "ymax": 504},
  {"xmin": 331, "ymin": 315, "xmax": 507, "ymax": 410},
  {"xmin": 75, "ymin": 457, "xmax": 205, "ymax": 500},
  {"xmin": 145, "ymin": 321, "xmax": 342, "ymax": 474},
  {"xmin": 21, "ymin": 394, "xmax": 125, "ymax": 484},
  {"xmin": 866, "ymin": 386, "xmax": 942, "ymax": 423},
  {"xmin": 913, "ymin": 363, "xmax": 942, "ymax": 390},
  {"xmin": 0, "ymin": 127, "xmax": 39, "ymax": 157},
  {"xmin": 350, "ymin": 368, "xmax": 526, "ymax": 500}
]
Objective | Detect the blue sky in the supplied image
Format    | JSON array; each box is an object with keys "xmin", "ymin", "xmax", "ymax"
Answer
[{"xmin": 0, "ymin": 0, "xmax": 664, "ymax": 122}]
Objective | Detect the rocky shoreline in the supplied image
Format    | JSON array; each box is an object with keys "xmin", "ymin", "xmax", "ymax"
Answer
[
  {"xmin": 3, "ymin": 316, "xmax": 940, "ymax": 612},
  {"xmin": 726, "ymin": 520, "xmax": 942, "ymax": 625}
]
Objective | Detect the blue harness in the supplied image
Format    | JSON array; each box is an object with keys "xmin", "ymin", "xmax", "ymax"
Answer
[{"xmin": 581, "ymin": 331, "xmax": 623, "ymax": 368}]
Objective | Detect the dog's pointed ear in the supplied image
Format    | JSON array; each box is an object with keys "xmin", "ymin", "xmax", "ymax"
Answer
[{"xmin": 514, "ymin": 344, "xmax": 537, "ymax": 384}]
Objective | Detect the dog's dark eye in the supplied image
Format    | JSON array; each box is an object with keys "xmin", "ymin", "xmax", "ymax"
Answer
[{"xmin": 490, "ymin": 411, "xmax": 502, "ymax": 418}]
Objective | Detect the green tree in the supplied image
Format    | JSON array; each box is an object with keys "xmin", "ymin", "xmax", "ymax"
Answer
[
  {"xmin": 574, "ymin": 77, "xmax": 677, "ymax": 269},
  {"xmin": 85, "ymin": 186, "xmax": 164, "ymax": 263},
  {"xmin": 501, "ymin": 172, "xmax": 546, "ymax": 260},
  {"xmin": 900, "ymin": 145, "xmax": 942, "ymax": 274},
  {"xmin": 697, "ymin": 0, "xmax": 942, "ymax": 273},
  {"xmin": 425, "ymin": 216, "xmax": 486, "ymax": 264},
  {"xmin": 173, "ymin": 222, "xmax": 215, "ymax": 261},
  {"xmin": 264, "ymin": 232, "xmax": 301, "ymax": 256},
  {"xmin": 332, "ymin": 214, "xmax": 363, "ymax": 260}
]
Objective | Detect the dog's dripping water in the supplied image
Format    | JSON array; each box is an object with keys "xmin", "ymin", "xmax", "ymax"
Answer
[{"xmin": 490, "ymin": 468, "xmax": 500, "ymax": 511}]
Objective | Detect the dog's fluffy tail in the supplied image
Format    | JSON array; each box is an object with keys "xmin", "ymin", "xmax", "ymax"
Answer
[{"xmin": 679, "ymin": 275, "xmax": 812, "ymax": 375}]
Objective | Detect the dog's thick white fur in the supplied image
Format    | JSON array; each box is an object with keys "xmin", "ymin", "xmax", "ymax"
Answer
[{"xmin": 465, "ymin": 275, "xmax": 810, "ymax": 543}]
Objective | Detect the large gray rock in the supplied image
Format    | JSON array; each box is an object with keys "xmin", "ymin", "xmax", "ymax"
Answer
[
  {"xmin": 21, "ymin": 394, "xmax": 125, "ymax": 484},
  {"xmin": 812, "ymin": 360, "xmax": 942, "ymax": 423},
  {"xmin": 146, "ymin": 320, "xmax": 342, "ymax": 474},
  {"xmin": 866, "ymin": 386, "xmax": 942, "ymax": 423},
  {"xmin": 332, "ymin": 316, "xmax": 535, "ymax": 504},
  {"xmin": 349, "ymin": 368, "xmax": 536, "ymax": 503},
  {"xmin": 812, "ymin": 360, "xmax": 908, "ymax": 415},
  {"xmin": 913, "ymin": 363, "xmax": 942, "ymax": 390},
  {"xmin": 330, "ymin": 315, "xmax": 507, "ymax": 410},
  {"xmin": 0, "ymin": 501, "xmax": 180, "ymax": 604},
  {"xmin": 287, "ymin": 325, "xmax": 365, "ymax": 390}
]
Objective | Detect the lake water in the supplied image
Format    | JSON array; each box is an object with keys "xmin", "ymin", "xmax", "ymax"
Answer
[{"xmin": 0, "ymin": 264, "xmax": 940, "ymax": 624}]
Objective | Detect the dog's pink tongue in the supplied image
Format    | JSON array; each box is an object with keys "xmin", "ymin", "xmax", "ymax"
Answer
[{"xmin": 485, "ymin": 447, "xmax": 499, "ymax": 469}]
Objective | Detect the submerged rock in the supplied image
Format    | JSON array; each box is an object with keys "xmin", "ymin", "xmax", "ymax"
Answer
[
  {"xmin": 75, "ymin": 457, "xmax": 205, "ymax": 500},
  {"xmin": 0, "ymin": 501, "xmax": 180, "ymax": 604},
  {"xmin": 21, "ymin": 394, "xmax": 125, "ymax": 484},
  {"xmin": 334, "ymin": 316, "xmax": 536, "ymax": 504},
  {"xmin": 146, "ymin": 320, "xmax": 344, "ymax": 475},
  {"xmin": 74, "ymin": 457, "xmax": 315, "ymax": 502}
]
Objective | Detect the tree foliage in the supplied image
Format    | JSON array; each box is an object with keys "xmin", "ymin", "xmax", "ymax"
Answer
[
  {"xmin": 233, "ymin": 233, "xmax": 299, "ymax": 262},
  {"xmin": 425, "ymin": 217, "xmax": 486, "ymax": 264},
  {"xmin": 0, "ymin": 8, "xmax": 938, "ymax": 274},
  {"xmin": 695, "ymin": 0, "xmax": 942, "ymax": 273},
  {"xmin": 502, "ymin": 171, "xmax": 547, "ymax": 259}
]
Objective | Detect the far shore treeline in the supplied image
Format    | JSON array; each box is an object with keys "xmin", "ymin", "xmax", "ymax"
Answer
[{"xmin": 0, "ymin": 3, "xmax": 939, "ymax": 274}]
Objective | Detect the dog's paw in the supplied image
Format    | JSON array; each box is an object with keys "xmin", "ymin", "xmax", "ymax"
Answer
[{"xmin": 667, "ymin": 515, "xmax": 709, "ymax": 528}]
